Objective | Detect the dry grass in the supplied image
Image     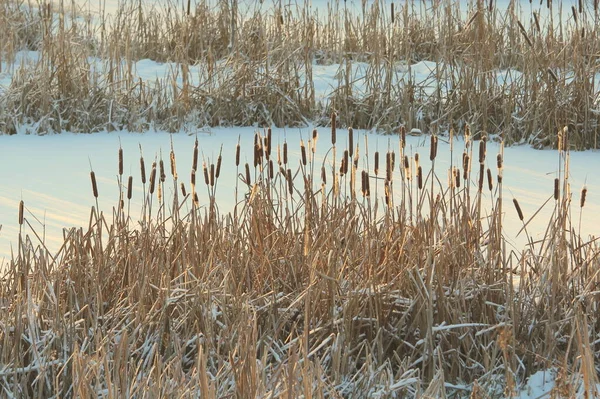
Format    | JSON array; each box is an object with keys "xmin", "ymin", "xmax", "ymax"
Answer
[
  {"xmin": 1, "ymin": 118, "xmax": 599, "ymax": 397},
  {"xmin": 0, "ymin": 0, "xmax": 600, "ymax": 147}
]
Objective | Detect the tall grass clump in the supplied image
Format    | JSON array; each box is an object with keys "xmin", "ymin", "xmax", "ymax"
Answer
[
  {"xmin": 1, "ymin": 122, "xmax": 599, "ymax": 397},
  {"xmin": 0, "ymin": 0, "xmax": 600, "ymax": 147}
]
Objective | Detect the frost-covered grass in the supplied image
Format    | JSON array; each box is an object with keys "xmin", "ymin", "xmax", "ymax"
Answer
[
  {"xmin": 1, "ymin": 120, "xmax": 599, "ymax": 397},
  {"xmin": 1, "ymin": 0, "xmax": 600, "ymax": 146}
]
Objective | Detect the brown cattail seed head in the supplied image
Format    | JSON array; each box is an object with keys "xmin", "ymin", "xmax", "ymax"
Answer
[
  {"xmin": 210, "ymin": 164, "xmax": 215, "ymax": 187},
  {"xmin": 430, "ymin": 135, "xmax": 438, "ymax": 161},
  {"xmin": 149, "ymin": 164, "xmax": 156, "ymax": 194},
  {"xmin": 118, "ymin": 148, "xmax": 123, "ymax": 176},
  {"xmin": 267, "ymin": 128, "xmax": 272, "ymax": 158},
  {"xmin": 463, "ymin": 154, "xmax": 470, "ymax": 180},
  {"xmin": 417, "ymin": 166, "xmax": 423, "ymax": 189},
  {"xmin": 487, "ymin": 168, "xmax": 493, "ymax": 191},
  {"xmin": 191, "ymin": 169, "xmax": 196, "ymax": 185},
  {"xmin": 343, "ymin": 150, "xmax": 349, "ymax": 175},
  {"xmin": 331, "ymin": 113, "xmax": 337, "ymax": 145},
  {"xmin": 18, "ymin": 200, "xmax": 24, "ymax": 225},
  {"xmin": 300, "ymin": 140, "xmax": 307, "ymax": 166},
  {"xmin": 159, "ymin": 159, "xmax": 166, "ymax": 182},
  {"xmin": 580, "ymin": 186, "xmax": 587, "ymax": 208},
  {"xmin": 287, "ymin": 169, "xmax": 293, "ymax": 195},
  {"xmin": 554, "ymin": 178, "xmax": 560, "ymax": 200},
  {"xmin": 497, "ymin": 153, "xmax": 503, "ymax": 170},
  {"xmin": 203, "ymin": 162, "xmax": 209, "ymax": 185},
  {"xmin": 321, "ymin": 166, "xmax": 327, "ymax": 185},
  {"xmin": 348, "ymin": 128, "xmax": 354, "ymax": 157},
  {"xmin": 374, "ymin": 152, "xmax": 379, "ymax": 176},
  {"xmin": 479, "ymin": 140, "xmax": 486, "ymax": 164},
  {"xmin": 140, "ymin": 157, "xmax": 146, "ymax": 184},
  {"xmin": 400, "ymin": 126, "xmax": 406, "ymax": 149},
  {"xmin": 513, "ymin": 198, "xmax": 524, "ymax": 221},
  {"xmin": 127, "ymin": 176, "xmax": 133, "ymax": 200},
  {"xmin": 478, "ymin": 164, "xmax": 484, "ymax": 192},
  {"xmin": 216, "ymin": 155, "xmax": 222, "ymax": 178},
  {"xmin": 283, "ymin": 142, "xmax": 288, "ymax": 165},
  {"xmin": 454, "ymin": 168, "xmax": 460, "ymax": 188},
  {"xmin": 181, "ymin": 182, "xmax": 187, "ymax": 197},
  {"xmin": 90, "ymin": 171, "xmax": 98, "ymax": 198},
  {"xmin": 235, "ymin": 143, "xmax": 240, "ymax": 167},
  {"xmin": 245, "ymin": 163, "xmax": 251, "ymax": 185},
  {"xmin": 193, "ymin": 141, "xmax": 199, "ymax": 171},
  {"xmin": 268, "ymin": 160, "xmax": 274, "ymax": 179},
  {"xmin": 170, "ymin": 150, "xmax": 177, "ymax": 178}
]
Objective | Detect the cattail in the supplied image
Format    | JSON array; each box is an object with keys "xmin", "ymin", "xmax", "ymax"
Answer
[
  {"xmin": 517, "ymin": 20, "xmax": 533, "ymax": 47},
  {"xmin": 572, "ymin": 6, "xmax": 578, "ymax": 24},
  {"xmin": 210, "ymin": 164, "xmax": 215, "ymax": 187},
  {"xmin": 454, "ymin": 168, "xmax": 460, "ymax": 188},
  {"xmin": 267, "ymin": 128, "xmax": 272, "ymax": 158},
  {"xmin": 478, "ymin": 164, "xmax": 484, "ymax": 191},
  {"xmin": 361, "ymin": 170, "xmax": 367, "ymax": 196},
  {"xmin": 193, "ymin": 139, "xmax": 199, "ymax": 171},
  {"xmin": 391, "ymin": 151, "xmax": 396, "ymax": 171},
  {"xmin": 348, "ymin": 128, "xmax": 354, "ymax": 157},
  {"xmin": 118, "ymin": 147, "xmax": 123, "ymax": 176},
  {"xmin": 479, "ymin": 139, "xmax": 486, "ymax": 164},
  {"xmin": 170, "ymin": 150, "xmax": 177, "ymax": 178},
  {"xmin": 90, "ymin": 171, "xmax": 98, "ymax": 198},
  {"xmin": 181, "ymin": 182, "xmax": 186, "ymax": 197},
  {"xmin": 149, "ymin": 163, "xmax": 156, "ymax": 194},
  {"xmin": 235, "ymin": 142, "xmax": 240, "ymax": 167},
  {"xmin": 463, "ymin": 153, "xmax": 470, "ymax": 180},
  {"xmin": 561, "ymin": 126, "xmax": 568, "ymax": 152},
  {"xmin": 268, "ymin": 160, "xmax": 274, "ymax": 179},
  {"xmin": 140, "ymin": 156, "xmax": 146, "ymax": 184},
  {"xmin": 513, "ymin": 198, "xmax": 524, "ymax": 221},
  {"xmin": 343, "ymin": 150, "xmax": 349, "ymax": 175},
  {"xmin": 497, "ymin": 153, "xmax": 503, "ymax": 170},
  {"xmin": 384, "ymin": 181, "xmax": 391, "ymax": 206},
  {"xmin": 300, "ymin": 140, "xmax": 307, "ymax": 166},
  {"xmin": 374, "ymin": 152, "xmax": 380, "ymax": 176},
  {"xmin": 579, "ymin": 0, "xmax": 582, "ymax": 14},
  {"xmin": 580, "ymin": 186, "xmax": 587, "ymax": 208},
  {"xmin": 403, "ymin": 155, "xmax": 409, "ymax": 179},
  {"xmin": 321, "ymin": 166, "xmax": 327, "ymax": 185},
  {"xmin": 414, "ymin": 153, "xmax": 419, "ymax": 169},
  {"xmin": 430, "ymin": 135, "xmax": 438, "ymax": 161},
  {"xmin": 400, "ymin": 125, "xmax": 406, "ymax": 150},
  {"xmin": 120, "ymin": 199, "xmax": 124, "ymax": 210},
  {"xmin": 18, "ymin": 200, "xmax": 24, "ymax": 225},
  {"xmin": 159, "ymin": 159, "xmax": 166, "ymax": 183},
  {"xmin": 283, "ymin": 142, "xmax": 288, "ymax": 165},
  {"xmin": 245, "ymin": 163, "xmax": 251, "ymax": 185},
  {"xmin": 353, "ymin": 144, "xmax": 359, "ymax": 168},
  {"xmin": 193, "ymin": 192, "xmax": 199, "ymax": 205},
  {"xmin": 365, "ymin": 171, "xmax": 370, "ymax": 196},
  {"xmin": 216, "ymin": 154, "xmax": 222, "ymax": 178},
  {"xmin": 417, "ymin": 166, "xmax": 423, "ymax": 190},
  {"xmin": 385, "ymin": 153, "xmax": 392, "ymax": 181},
  {"xmin": 391, "ymin": 2, "xmax": 394, "ymax": 24},
  {"xmin": 331, "ymin": 112, "xmax": 337, "ymax": 145},
  {"xmin": 191, "ymin": 169, "xmax": 196, "ymax": 186},
  {"xmin": 253, "ymin": 137, "xmax": 259, "ymax": 168},
  {"xmin": 533, "ymin": 12, "xmax": 540, "ymax": 32},
  {"xmin": 312, "ymin": 129, "xmax": 318, "ymax": 153},
  {"xmin": 554, "ymin": 178, "xmax": 560, "ymax": 200},
  {"xmin": 287, "ymin": 169, "xmax": 293, "ymax": 195},
  {"xmin": 127, "ymin": 176, "xmax": 133, "ymax": 200},
  {"xmin": 203, "ymin": 162, "xmax": 209, "ymax": 185},
  {"xmin": 487, "ymin": 168, "xmax": 493, "ymax": 191}
]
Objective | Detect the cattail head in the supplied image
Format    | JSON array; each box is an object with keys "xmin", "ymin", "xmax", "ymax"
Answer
[
  {"xmin": 554, "ymin": 178, "xmax": 560, "ymax": 200},
  {"xmin": 487, "ymin": 168, "xmax": 493, "ymax": 191},
  {"xmin": 170, "ymin": 150, "xmax": 177, "ymax": 179},
  {"xmin": 374, "ymin": 151, "xmax": 379, "ymax": 176},
  {"xmin": 18, "ymin": 200, "xmax": 24, "ymax": 225},
  {"xmin": 267, "ymin": 128, "xmax": 272, "ymax": 158},
  {"xmin": 348, "ymin": 128, "xmax": 354, "ymax": 157},
  {"xmin": 513, "ymin": 198, "xmax": 524, "ymax": 221},
  {"xmin": 181, "ymin": 182, "xmax": 187, "ymax": 197},
  {"xmin": 321, "ymin": 166, "xmax": 327, "ymax": 185},
  {"xmin": 149, "ymin": 163, "xmax": 156, "ymax": 194},
  {"xmin": 331, "ymin": 112, "xmax": 337, "ymax": 145},
  {"xmin": 343, "ymin": 150, "xmax": 349, "ymax": 175},
  {"xmin": 193, "ymin": 139, "xmax": 199, "ymax": 171},
  {"xmin": 203, "ymin": 162, "xmax": 209, "ymax": 185},
  {"xmin": 90, "ymin": 171, "xmax": 98, "ymax": 198},
  {"xmin": 127, "ymin": 176, "xmax": 133, "ymax": 200},
  {"xmin": 300, "ymin": 139, "xmax": 307, "ymax": 166},
  {"xmin": 478, "ymin": 164, "xmax": 484, "ymax": 192},
  {"xmin": 312, "ymin": 129, "xmax": 318, "ymax": 153},
  {"xmin": 580, "ymin": 186, "xmax": 587, "ymax": 208},
  {"xmin": 235, "ymin": 142, "xmax": 240, "ymax": 167},
  {"xmin": 118, "ymin": 147, "xmax": 123, "ymax": 176},
  {"xmin": 283, "ymin": 142, "xmax": 288, "ymax": 165},
  {"xmin": 417, "ymin": 166, "xmax": 423, "ymax": 190},
  {"xmin": 497, "ymin": 153, "xmax": 503, "ymax": 170},
  {"xmin": 454, "ymin": 167, "xmax": 460, "ymax": 188},
  {"xmin": 287, "ymin": 168, "xmax": 293, "ymax": 195},
  {"xmin": 268, "ymin": 160, "xmax": 274, "ymax": 179},
  {"xmin": 479, "ymin": 139, "xmax": 486, "ymax": 164},
  {"xmin": 159, "ymin": 159, "xmax": 166, "ymax": 183},
  {"xmin": 414, "ymin": 153, "xmax": 419, "ymax": 169},
  {"xmin": 216, "ymin": 154, "xmax": 222, "ymax": 179},
  {"xmin": 191, "ymin": 168, "xmax": 196, "ymax": 185},
  {"xmin": 140, "ymin": 156, "xmax": 146, "ymax": 184},
  {"xmin": 463, "ymin": 153, "xmax": 470, "ymax": 180},
  {"xmin": 245, "ymin": 163, "xmax": 251, "ymax": 186},
  {"xmin": 400, "ymin": 125, "xmax": 406, "ymax": 150},
  {"xmin": 430, "ymin": 135, "xmax": 438, "ymax": 161},
  {"xmin": 210, "ymin": 164, "xmax": 215, "ymax": 187}
]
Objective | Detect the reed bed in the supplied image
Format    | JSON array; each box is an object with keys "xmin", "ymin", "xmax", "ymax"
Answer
[
  {"xmin": 1, "ymin": 118, "xmax": 599, "ymax": 397},
  {"xmin": 1, "ymin": 0, "xmax": 600, "ymax": 147}
]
